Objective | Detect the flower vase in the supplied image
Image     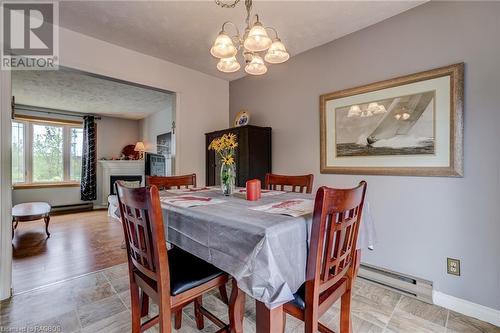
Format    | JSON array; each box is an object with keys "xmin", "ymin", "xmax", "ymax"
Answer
[{"xmin": 220, "ymin": 163, "xmax": 235, "ymax": 196}]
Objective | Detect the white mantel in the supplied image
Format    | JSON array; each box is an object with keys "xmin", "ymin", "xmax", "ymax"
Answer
[{"xmin": 96, "ymin": 160, "xmax": 145, "ymax": 207}]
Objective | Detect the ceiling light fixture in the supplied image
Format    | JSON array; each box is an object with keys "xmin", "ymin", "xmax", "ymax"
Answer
[{"xmin": 211, "ymin": 0, "xmax": 289, "ymax": 75}]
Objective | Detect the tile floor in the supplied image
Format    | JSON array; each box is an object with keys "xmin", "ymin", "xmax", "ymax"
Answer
[{"xmin": 1, "ymin": 263, "xmax": 499, "ymax": 333}]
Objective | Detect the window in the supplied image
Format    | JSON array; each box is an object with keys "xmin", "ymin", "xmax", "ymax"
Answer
[
  {"xmin": 70, "ymin": 128, "xmax": 83, "ymax": 181},
  {"xmin": 12, "ymin": 122, "xmax": 25, "ymax": 183},
  {"xmin": 12, "ymin": 119, "xmax": 84, "ymax": 185},
  {"xmin": 32, "ymin": 124, "xmax": 64, "ymax": 182}
]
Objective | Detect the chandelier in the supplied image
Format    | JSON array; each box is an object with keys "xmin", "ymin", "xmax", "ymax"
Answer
[{"xmin": 210, "ymin": 0, "xmax": 290, "ymax": 75}]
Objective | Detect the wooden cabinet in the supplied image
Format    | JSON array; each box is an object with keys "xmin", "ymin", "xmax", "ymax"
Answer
[{"xmin": 205, "ymin": 125, "xmax": 272, "ymax": 187}]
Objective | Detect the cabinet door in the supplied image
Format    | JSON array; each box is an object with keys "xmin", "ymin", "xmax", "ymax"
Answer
[
  {"xmin": 206, "ymin": 130, "xmax": 240, "ymax": 186},
  {"xmin": 206, "ymin": 134, "xmax": 217, "ymax": 186}
]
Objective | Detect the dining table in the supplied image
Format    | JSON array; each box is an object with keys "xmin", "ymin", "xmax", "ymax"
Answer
[{"xmin": 160, "ymin": 186, "xmax": 375, "ymax": 333}]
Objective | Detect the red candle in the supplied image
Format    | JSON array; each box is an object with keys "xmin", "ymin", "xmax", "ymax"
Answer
[{"xmin": 246, "ymin": 179, "xmax": 261, "ymax": 201}]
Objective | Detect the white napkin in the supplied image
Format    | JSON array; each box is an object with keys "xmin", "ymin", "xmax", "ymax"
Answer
[
  {"xmin": 235, "ymin": 188, "xmax": 286, "ymax": 197},
  {"xmin": 160, "ymin": 195, "xmax": 225, "ymax": 208},
  {"xmin": 166, "ymin": 187, "xmax": 215, "ymax": 194},
  {"xmin": 250, "ymin": 199, "xmax": 314, "ymax": 217}
]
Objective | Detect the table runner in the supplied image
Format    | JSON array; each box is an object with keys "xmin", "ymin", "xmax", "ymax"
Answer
[{"xmin": 161, "ymin": 187, "xmax": 375, "ymax": 309}]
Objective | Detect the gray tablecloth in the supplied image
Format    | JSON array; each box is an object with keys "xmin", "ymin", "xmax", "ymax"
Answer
[{"xmin": 161, "ymin": 188, "xmax": 375, "ymax": 309}]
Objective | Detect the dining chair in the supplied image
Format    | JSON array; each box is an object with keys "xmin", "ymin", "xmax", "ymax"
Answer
[
  {"xmin": 146, "ymin": 174, "xmax": 197, "ymax": 190},
  {"xmin": 145, "ymin": 173, "xmax": 230, "ymax": 325},
  {"xmin": 283, "ymin": 181, "xmax": 367, "ymax": 333},
  {"xmin": 116, "ymin": 181, "xmax": 239, "ymax": 333},
  {"xmin": 264, "ymin": 173, "xmax": 314, "ymax": 194}
]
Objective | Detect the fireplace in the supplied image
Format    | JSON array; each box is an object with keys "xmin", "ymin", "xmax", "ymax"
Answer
[
  {"xmin": 97, "ymin": 160, "xmax": 145, "ymax": 208},
  {"xmin": 110, "ymin": 175, "xmax": 143, "ymax": 195}
]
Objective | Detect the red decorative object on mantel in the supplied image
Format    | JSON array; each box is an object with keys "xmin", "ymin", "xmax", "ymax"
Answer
[
  {"xmin": 121, "ymin": 144, "xmax": 140, "ymax": 160},
  {"xmin": 246, "ymin": 179, "xmax": 261, "ymax": 201}
]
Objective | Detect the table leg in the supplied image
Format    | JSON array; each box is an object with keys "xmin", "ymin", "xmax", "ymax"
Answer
[
  {"xmin": 255, "ymin": 301, "xmax": 284, "ymax": 333},
  {"xmin": 44, "ymin": 215, "xmax": 51, "ymax": 237},
  {"xmin": 229, "ymin": 279, "xmax": 245, "ymax": 333}
]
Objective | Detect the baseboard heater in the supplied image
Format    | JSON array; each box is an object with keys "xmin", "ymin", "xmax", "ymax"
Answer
[
  {"xmin": 50, "ymin": 203, "xmax": 93, "ymax": 215},
  {"xmin": 358, "ymin": 263, "xmax": 433, "ymax": 304}
]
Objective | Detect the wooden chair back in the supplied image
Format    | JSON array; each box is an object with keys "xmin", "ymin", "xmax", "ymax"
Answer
[
  {"xmin": 307, "ymin": 182, "xmax": 367, "ymax": 294},
  {"xmin": 265, "ymin": 173, "xmax": 314, "ymax": 194},
  {"xmin": 147, "ymin": 174, "xmax": 197, "ymax": 190},
  {"xmin": 115, "ymin": 181, "xmax": 171, "ymax": 296}
]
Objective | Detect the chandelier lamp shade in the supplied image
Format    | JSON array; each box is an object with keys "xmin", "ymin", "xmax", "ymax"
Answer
[
  {"xmin": 245, "ymin": 54, "xmax": 267, "ymax": 75},
  {"xmin": 210, "ymin": 32, "xmax": 238, "ymax": 58},
  {"xmin": 217, "ymin": 56, "xmax": 241, "ymax": 73},
  {"xmin": 244, "ymin": 21, "xmax": 272, "ymax": 52},
  {"xmin": 211, "ymin": 0, "xmax": 289, "ymax": 75},
  {"xmin": 264, "ymin": 38, "xmax": 290, "ymax": 64}
]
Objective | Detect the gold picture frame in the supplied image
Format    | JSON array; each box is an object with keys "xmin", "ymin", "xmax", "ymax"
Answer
[{"xmin": 320, "ymin": 63, "xmax": 464, "ymax": 177}]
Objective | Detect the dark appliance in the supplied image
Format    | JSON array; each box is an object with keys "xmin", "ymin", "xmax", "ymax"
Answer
[{"xmin": 145, "ymin": 152, "xmax": 167, "ymax": 177}]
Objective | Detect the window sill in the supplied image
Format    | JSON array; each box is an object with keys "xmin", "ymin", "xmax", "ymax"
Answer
[{"xmin": 13, "ymin": 182, "xmax": 81, "ymax": 190}]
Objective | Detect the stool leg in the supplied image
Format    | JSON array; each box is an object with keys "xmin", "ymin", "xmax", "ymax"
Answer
[{"xmin": 44, "ymin": 215, "xmax": 50, "ymax": 237}]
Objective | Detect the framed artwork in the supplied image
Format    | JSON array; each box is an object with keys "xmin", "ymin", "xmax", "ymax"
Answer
[
  {"xmin": 320, "ymin": 63, "xmax": 464, "ymax": 177},
  {"xmin": 157, "ymin": 132, "xmax": 171, "ymax": 156}
]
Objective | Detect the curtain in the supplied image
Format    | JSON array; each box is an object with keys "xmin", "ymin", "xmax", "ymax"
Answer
[{"xmin": 81, "ymin": 116, "xmax": 97, "ymax": 201}]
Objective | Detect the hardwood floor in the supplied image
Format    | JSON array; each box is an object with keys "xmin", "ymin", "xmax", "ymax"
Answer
[{"xmin": 12, "ymin": 210, "xmax": 126, "ymax": 293}]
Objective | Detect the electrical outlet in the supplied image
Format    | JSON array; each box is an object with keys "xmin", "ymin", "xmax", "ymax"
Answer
[{"xmin": 447, "ymin": 258, "xmax": 460, "ymax": 276}]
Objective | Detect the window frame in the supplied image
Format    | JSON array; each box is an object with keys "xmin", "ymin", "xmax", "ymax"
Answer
[
  {"xmin": 12, "ymin": 117, "xmax": 84, "ymax": 187},
  {"xmin": 11, "ymin": 120, "xmax": 26, "ymax": 184}
]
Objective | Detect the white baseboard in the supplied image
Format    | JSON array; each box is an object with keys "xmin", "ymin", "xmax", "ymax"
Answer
[{"xmin": 433, "ymin": 291, "xmax": 500, "ymax": 327}]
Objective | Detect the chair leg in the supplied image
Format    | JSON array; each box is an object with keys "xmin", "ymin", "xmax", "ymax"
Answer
[
  {"xmin": 158, "ymin": 293, "xmax": 172, "ymax": 333},
  {"xmin": 130, "ymin": 282, "xmax": 142, "ymax": 333},
  {"xmin": 194, "ymin": 296, "xmax": 205, "ymax": 330},
  {"xmin": 340, "ymin": 288, "xmax": 353, "ymax": 333},
  {"xmin": 353, "ymin": 249, "xmax": 362, "ymax": 280},
  {"xmin": 174, "ymin": 310, "xmax": 182, "ymax": 329},
  {"xmin": 140, "ymin": 290, "xmax": 149, "ymax": 317},
  {"xmin": 304, "ymin": 303, "xmax": 319, "ymax": 333},
  {"xmin": 159, "ymin": 315, "xmax": 172, "ymax": 333},
  {"xmin": 219, "ymin": 284, "xmax": 229, "ymax": 304}
]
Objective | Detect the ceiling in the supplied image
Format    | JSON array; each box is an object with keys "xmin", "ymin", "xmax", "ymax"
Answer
[
  {"xmin": 12, "ymin": 69, "xmax": 173, "ymax": 119},
  {"xmin": 59, "ymin": 1, "xmax": 426, "ymax": 81}
]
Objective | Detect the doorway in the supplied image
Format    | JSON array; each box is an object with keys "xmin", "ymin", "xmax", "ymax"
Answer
[{"xmin": 6, "ymin": 66, "xmax": 177, "ymax": 294}]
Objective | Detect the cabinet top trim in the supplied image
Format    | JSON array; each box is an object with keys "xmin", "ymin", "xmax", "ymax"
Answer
[{"xmin": 205, "ymin": 125, "xmax": 271, "ymax": 136}]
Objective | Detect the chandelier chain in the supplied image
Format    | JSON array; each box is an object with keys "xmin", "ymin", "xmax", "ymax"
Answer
[
  {"xmin": 214, "ymin": 0, "xmax": 241, "ymax": 9},
  {"xmin": 245, "ymin": 0, "xmax": 252, "ymax": 27}
]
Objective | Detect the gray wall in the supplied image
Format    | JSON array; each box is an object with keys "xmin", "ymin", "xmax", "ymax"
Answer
[{"xmin": 230, "ymin": 2, "xmax": 500, "ymax": 310}]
